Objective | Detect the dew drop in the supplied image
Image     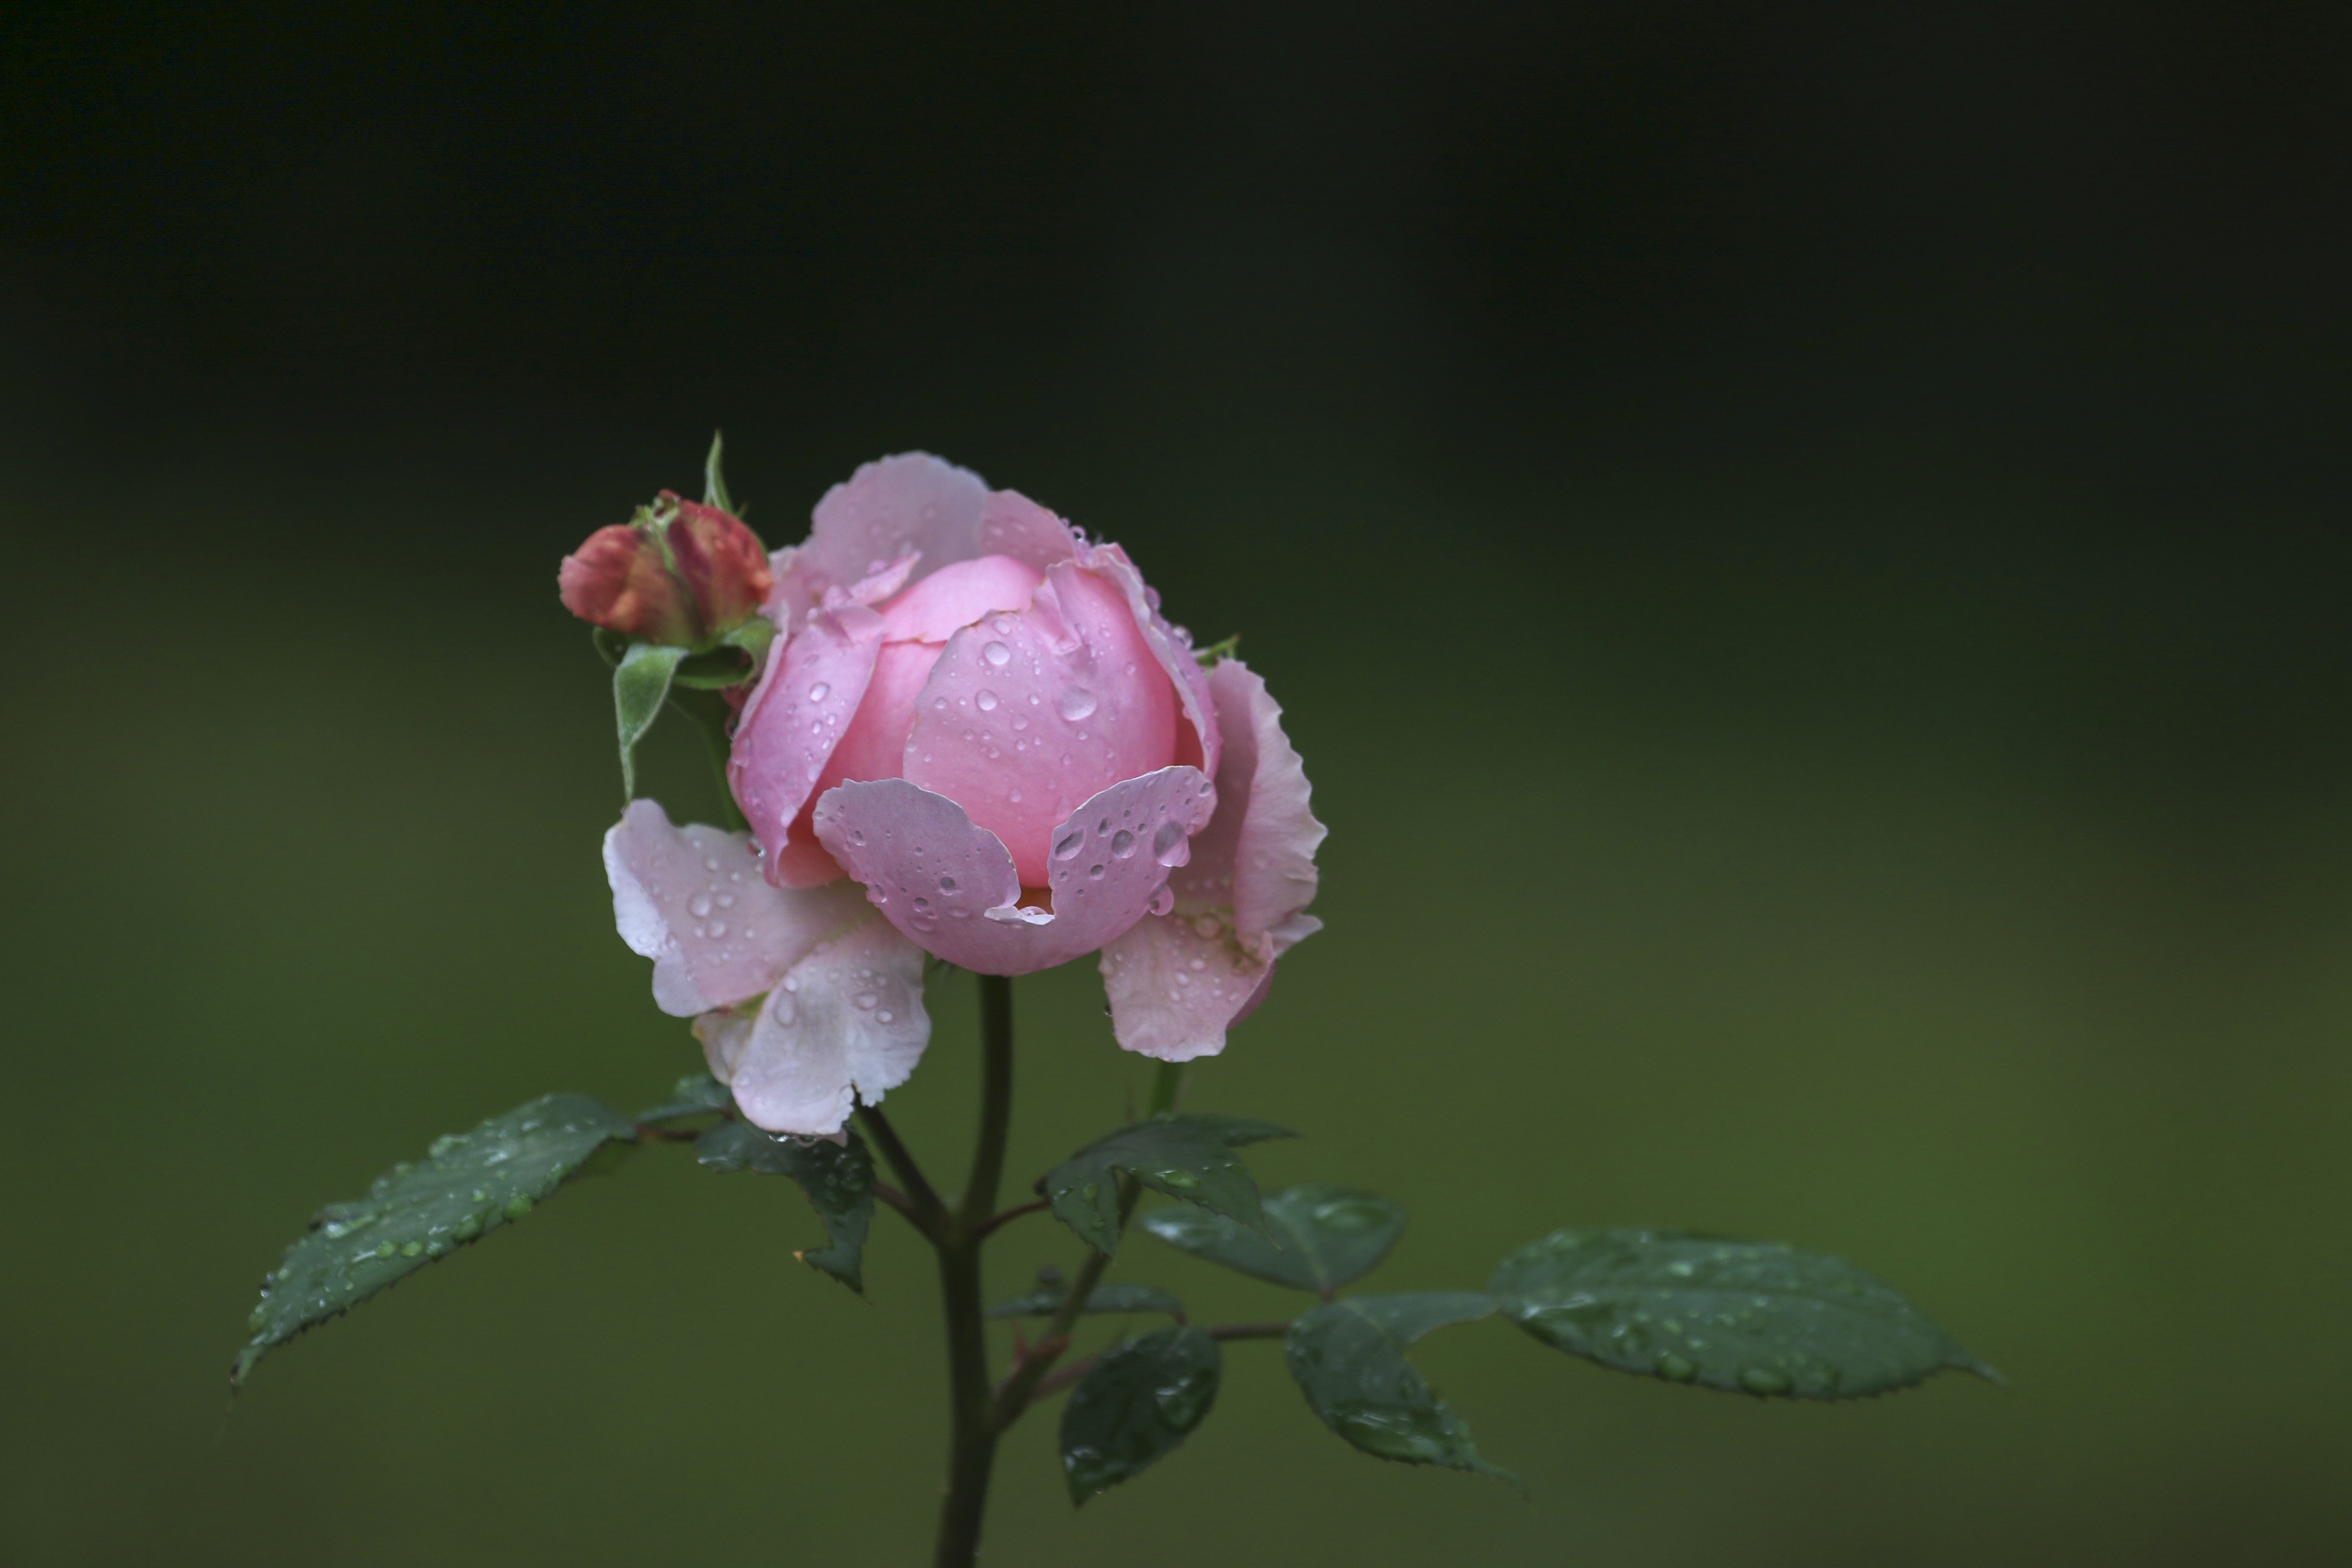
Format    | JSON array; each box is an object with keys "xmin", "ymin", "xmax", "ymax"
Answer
[
  {"xmin": 878, "ymin": 1009, "xmax": 894, "ymax": 1023},
  {"xmin": 976, "ymin": 689, "xmax": 1000, "ymax": 712},
  {"xmin": 852, "ymin": 830, "xmax": 867, "ymax": 846},
  {"xmin": 689, "ymin": 891, "xmax": 714, "ymax": 916},
  {"xmin": 716, "ymin": 891, "xmax": 735, "ymax": 908},
  {"xmin": 1189, "ymin": 957, "xmax": 1207, "ymax": 971},
  {"xmin": 854, "ymin": 991, "xmax": 880, "ymax": 1010},
  {"xmin": 1088, "ymin": 863, "xmax": 1106, "ymax": 879},
  {"xmin": 808, "ymin": 681, "xmax": 830, "ymax": 702},
  {"xmin": 939, "ymin": 875, "xmax": 959, "ymax": 892},
  {"xmin": 1148, "ymin": 885, "xmax": 1176, "ymax": 916},
  {"xmin": 1152, "ymin": 820, "xmax": 1188, "ymax": 864},
  {"xmin": 983, "ymin": 640, "xmax": 1012, "ymax": 667},
  {"xmin": 1657, "ymin": 1352, "xmax": 1697, "ymax": 1382},
  {"xmin": 1054, "ymin": 830, "xmax": 1085, "ymax": 860},
  {"xmin": 707, "ymin": 919, "xmax": 726, "ymax": 938},
  {"xmin": 1110, "ymin": 829, "xmax": 1136, "ymax": 859},
  {"xmin": 1739, "ymin": 1368, "xmax": 1792, "ymax": 1396},
  {"xmin": 1012, "ymin": 715, "xmax": 1028, "ymax": 731},
  {"xmin": 1057, "ymin": 688, "xmax": 1098, "ymax": 721}
]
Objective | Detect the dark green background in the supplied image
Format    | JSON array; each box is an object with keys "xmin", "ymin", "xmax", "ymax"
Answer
[{"xmin": 6, "ymin": 3, "xmax": 2348, "ymax": 1563}]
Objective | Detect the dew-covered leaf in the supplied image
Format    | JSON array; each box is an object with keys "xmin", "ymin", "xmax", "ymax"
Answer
[
  {"xmin": 1141, "ymin": 1184, "xmax": 1404, "ymax": 1294},
  {"xmin": 1044, "ymin": 1113, "xmax": 1294, "ymax": 1256},
  {"xmin": 1487, "ymin": 1228, "xmax": 1996, "ymax": 1400},
  {"xmin": 1060, "ymin": 1326, "xmax": 1222, "ymax": 1504},
  {"xmin": 634, "ymin": 1072, "xmax": 733, "ymax": 1124},
  {"xmin": 696, "ymin": 1120, "xmax": 874, "ymax": 1293},
  {"xmin": 614, "ymin": 640, "xmax": 688, "ymax": 797},
  {"xmin": 986, "ymin": 1282, "xmax": 1185, "ymax": 1320},
  {"xmin": 235, "ymin": 1093, "xmax": 636, "ymax": 1387},
  {"xmin": 1284, "ymin": 1293, "xmax": 1514, "ymax": 1486}
]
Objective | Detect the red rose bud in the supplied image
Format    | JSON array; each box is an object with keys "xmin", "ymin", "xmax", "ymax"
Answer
[{"xmin": 559, "ymin": 492, "xmax": 773, "ymax": 646}]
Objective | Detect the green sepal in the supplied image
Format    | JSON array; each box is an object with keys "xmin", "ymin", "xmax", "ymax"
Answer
[
  {"xmin": 1140, "ymin": 1184, "xmax": 1405, "ymax": 1295},
  {"xmin": 1044, "ymin": 1112, "xmax": 1294, "ymax": 1256},
  {"xmin": 1488, "ymin": 1228, "xmax": 1996, "ymax": 1400},
  {"xmin": 1061, "ymin": 1326, "xmax": 1222, "ymax": 1504},
  {"xmin": 704, "ymin": 430, "xmax": 734, "ymax": 514},
  {"xmin": 234, "ymin": 1093, "xmax": 637, "ymax": 1387},
  {"xmin": 613, "ymin": 640, "xmax": 689, "ymax": 798},
  {"xmin": 695, "ymin": 1121, "xmax": 874, "ymax": 1294},
  {"xmin": 634, "ymin": 1073, "xmax": 733, "ymax": 1124},
  {"xmin": 986, "ymin": 1282, "xmax": 1185, "ymax": 1320},
  {"xmin": 1283, "ymin": 1293, "xmax": 1516, "ymax": 1488},
  {"xmin": 1191, "ymin": 634, "xmax": 1240, "ymax": 666}
]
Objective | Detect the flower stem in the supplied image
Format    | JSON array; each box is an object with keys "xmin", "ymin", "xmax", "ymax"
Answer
[{"xmin": 932, "ymin": 972, "xmax": 1016, "ymax": 1568}]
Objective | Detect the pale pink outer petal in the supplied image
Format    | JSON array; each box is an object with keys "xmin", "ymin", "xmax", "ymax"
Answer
[
  {"xmin": 812, "ymin": 768, "xmax": 1216, "ymax": 976},
  {"xmin": 1099, "ymin": 658, "xmax": 1326, "ymax": 1059},
  {"xmin": 901, "ymin": 563, "xmax": 1179, "ymax": 884},
  {"xmin": 1075, "ymin": 541, "xmax": 1221, "ymax": 780},
  {"xmin": 603, "ymin": 799, "xmax": 873, "ymax": 1017},
  {"xmin": 720, "ymin": 910, "xmax": 932, "ymax": 1136},
  {"xmin": 768, "ymin": 454, "xmax": 989, "ymax": 627},
  {"xmin": 976, "ymin": 489, "xmax": 1081, "ymax": 572},
  {"xmin": 727, "ymin": 603, "xmax": 885, "ymax": 885},
  {"xmin": 879, "ymin": 554, "xmax": 1044, "ymax": 643}
]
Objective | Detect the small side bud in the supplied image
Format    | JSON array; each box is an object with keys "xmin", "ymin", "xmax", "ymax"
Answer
[{"xmin": 559, "ymin": 492, "xmax": 773, "ymax": 646}]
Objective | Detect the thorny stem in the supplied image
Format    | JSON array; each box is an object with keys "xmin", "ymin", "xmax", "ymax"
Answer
[{"xmin": 931, "ymin": 973, "xmax": 1017, "ymax": 1568}]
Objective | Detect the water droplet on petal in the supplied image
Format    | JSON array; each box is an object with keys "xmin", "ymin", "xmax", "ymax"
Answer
[
  {"xmin": 707, "ymin": 918, "xmax": 726, "ymax": 937},
  {"xmin": 1053, "ymin": 830, "xmax": 1085, "ymax": 861},
  {"xmin": 808, "ymin": 681, "xmax": 830, "ymax": 702},
  {"xmin": 1148, "ymin": 885, "xmax": 1176, "ymax": 916},
  {"xmin": 1057, "ymin": 689, "xmax": 1098, "ymax": 721},
  {"xmin": 1739, "ymin": 1368, "xmax": 1792, "ymax": 1395},
  {"xmin": 976, "ymin": 689, "xmax": 999, "ymax": 712},
  {"xmin": 877, "ymin": 1009, "xmax": 894, "ymax": 1023},
  {"xmin": 689, "ymin": 893, "xmax": 714, "ymax": 917},
  {"xmin": 1110, "ymin": 829, "xmax": 1136, "ymax": 859},
  {"xmin": 939, "ymin": 875, "xmax": 958, "ymax": 892},
  {"xmin": 854, "ymin": 991, "xmax": 880, "ymax": 1010},
  {"xmin": 1152, "ymin": 821, "xmax": 1188, "ymax": 864},
  {"xmin": 1088, "ymin": 863, "xmax": 1106, "ymax": 879},
  {"xmin": 983, "ymin": 640, "xmax": 1012, "ymax": 667}
]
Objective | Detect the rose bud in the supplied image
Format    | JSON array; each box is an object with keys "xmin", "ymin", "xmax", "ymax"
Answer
[{"xmin": 559, "ymin": 492, "xmax": 773, "ymax": 646}]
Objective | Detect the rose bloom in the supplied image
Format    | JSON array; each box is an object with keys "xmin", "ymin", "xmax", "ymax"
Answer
[{"xmin": 599, "ymin": 455, "xmax": 1322, "ymax": 1136}]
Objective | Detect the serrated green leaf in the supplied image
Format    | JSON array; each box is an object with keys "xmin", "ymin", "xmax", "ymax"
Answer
[
  {"xmin": 1284, "ymin": 1293, "xmax": 1514, "ymax": 1487},
  {"xmin": 634, "ymin": 1073, "xmax": 733, "ymax": 1124},
  {"xmin": 235, "ymin": 1093, "xmax": 635, "ymax": 1387},
  {"xmin": 1487, "ymin": 1228, "xmax": 1994, "ymax": 1400},
  {"xmin": 1141, "ymin": 1184, "xmax": 1405, "ymax": 1294},
  {"xmin": 986, "ymin": 1282, "xmax": 1185, "ymax": 1320},
  {"xmin": 1061, "ymin": 1326, "xmax": 1222, "ymax": 1504},
  {"xmin": 696, "ymin": 1121, "xmax": 874, "ymax": 1293},
  {"xmin": 613, "ymin": 640, "xmax": 689, "ymax": 798},
  {"xmin": 1044, "ymin": 1113, "xmax": 1294, "ymax": 1256}
]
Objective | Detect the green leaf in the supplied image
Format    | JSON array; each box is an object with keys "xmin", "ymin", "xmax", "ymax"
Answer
[
  {"xmin": 696, "ymin": 1121, "xmax": 874, "ymax": 1293},
  {"xmin": 704, "ymin": 429, "xmax": 734, "ymax": 513},
  {"xmin": 1044, "ymin": 1112, "xmax": 1294, "ymax": 1256},
  {"xmin": 1284, "ymin": 1293, "xmax": 1514, "ymax": 1487},
  {"xmin": 235, "ymin": 1093, "xmax": 636, "ymax": 1387},
  {"xmin": 613, "ymin": 640, "xmax": 689, "ymax": 798},
  {"xmin": 670, "ymin": 646, "xmax": 759, "ymax": 690},
  {"xmin": 1060, "ymin": 1326, "xmax": 1222, "ymax": 1504},
  {"xmin": 986, "ymin": 1282, "xmax": 1185, "ymax": 1320},
  {"xmin": 1141, "ymin": 1184, "xmax": 1405, "ymax": 1295},
  {"xmin": 1487, "ymin": 1228, "xmax": 1996, "ymax": 1399},
  {"xmin": 634, "ymin": 1072, "xmax": 733, "ymax": 1124}
]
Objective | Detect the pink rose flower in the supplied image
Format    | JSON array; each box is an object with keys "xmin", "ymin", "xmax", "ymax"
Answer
[{"xmin": 605, "ymin": 453, "xmax": 1324, "ymax": 1136}]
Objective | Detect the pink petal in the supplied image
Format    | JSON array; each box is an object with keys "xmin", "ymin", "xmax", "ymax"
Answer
[
  {"xmin": 822, "ymin": 637, "xmax": 946, "ymax": 791},
  {"xmin": 727, "ymin": 604, "xmax": 886, "ymax": 884},
  {"xmin": 1095, "ymin": 910, "xmax": 1273, "ymax": 1062},
  {"xmin": 812, "ymin": 768, "xmax": 1216, "ymax": 975},
  {"xmin": 603, "ymin": 799, "xmax": 873, "ymax": 1017},
  {"xmin": 721, "ymin": 912, "xmax": 932, "ymax": 1136},
  {"xmin": 769, "ymin": 454, "xmax": 989, "ymax": 627},
  {"xmin": 976, "ymin": 489, "xmax": 1081, "ymax": 571},
  {"xmin": 878, "ymin": 554, "xmax": 1044, "ymax": 644},
  {"xmin": 1099, "ymin": 658, "xmax": 1325, "ymax": 1058},
  {"xmin": 1074, "ymin": 541, "xmax": 1222, "ymax": 781},
  {"xmin": 901, "ymin": 561, "xmax": 1179, "ymax": 884}
]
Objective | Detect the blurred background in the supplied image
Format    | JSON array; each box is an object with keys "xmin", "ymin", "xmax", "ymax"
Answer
[{"xmin": 5, "ymin": 3, "xmax": 2349, "ymax": 1563}]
